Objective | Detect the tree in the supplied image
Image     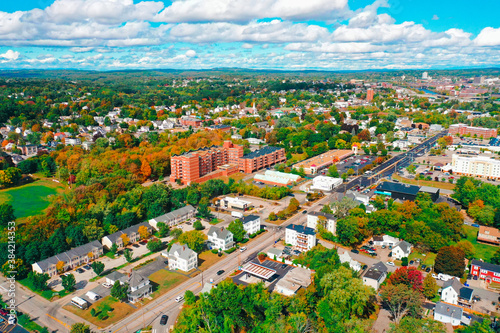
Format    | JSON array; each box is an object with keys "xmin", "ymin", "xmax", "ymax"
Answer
[
  {"xmin": 381, "ymin": 284, "xmax": 423, "ymax": 325},
  {"xmin": 110, "ymin": 243, "xmax": 118, "ymax": 255},
  {"xmin": 141, "ymin": 159, "xmax": 152, "ymax": 179},
  {"xmin": 110, "ymin": 281, "xmax": 129, "ymax": 301},
  {"xmin": 434, "ymin": 246, "xmax": 465, "ymax": 277},
  {"xmin": 70, "ymin": 323, "xmax": 91, "ymax": 333},
  {"xmin": 422, "ymin": 274, "xmax": 438, "ymax": 299},
  {"xmin": 227, "ymin": 219, "xmax": 247, "ymax": 242},
  {"xmin": 91, "ymin": 261, "xmax": 105, "ymax": 276},
  {"xmin": 332, "ymin": 197, "xmax": 359, "ymax": 219},
  {"xmin": 327, "ymin": 164, "xmax": 339, "ymax": 178},
  {"xmin": 456, "ymin": 240, "xmax": 475, "ymax": 259},
  {"xmin": 157, "ymin": 222, "xmax": 170, "ymax": 237},
  {"xmin": 491, "ymin": 248, "xmax": 500, "ymax": 265},
  {"xmin": 269, "ymin": 212, "xmax": 277, "ymax": 221},
  {"xmin": 62, "ymin": 273, "xmax": 76, "ymax": 291},
  {"xmin": 56, "ymin": 260, "xmax": 65, "ymax": 273},
  {"xmin": 120, "ymin": 234, "xmax": 130, "ymax": 247},
  {"xmin": 197, "ymin": 197, "xmax": 212, "ymax": 219},
  {"xmin": 178, "ymin": 230, "xmax": 206, "ymax": 253},
  {"xmin": 0, "ymin": 203, "xmax": 15, "ymax": 227},
  {"xmin": 406, "ymin": 165, "xmax": 416, "ymax": 174},
  {"xmin": 27, "ymin": 272, "xmax": 50, "ymax": 291},
  {"xmin": 193, "ymin": 220, "xmax": 204, "ymax": 230},
  {"xmin": 1, "ymin": 259, "xmax": 28, "ymax": 279},
  {"xmin": 456, "ymin": 319, "xmax": 494, "ymax": 333},
  {"xmin": 388, "ymin": 317, "xmax": 446, "ymax": 333},
  {"xmin": 389, "ymin": 267, "xmax": 423, "ymax": 291},
  {"xmin": 184, "ymin": 290, "xmax": 196, "ymax": 305},
  {"xmin": 146, "ymin": 239, "xmax": 163, "ymax": 252},
  {"xmin": 124, "ymin": 248, "xmax": 134, "ymax": 262},
  {"xmin": 138, "ymin": 225, "xmax": 150, "ymax": 240},
  {"xmin": 171, "ymin": 228, "xmax": 183, "ymax": 240}
]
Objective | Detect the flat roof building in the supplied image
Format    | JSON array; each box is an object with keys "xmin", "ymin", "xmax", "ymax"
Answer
[
  {"xmin": 241, "ymin": 262, "xmax": 276, "ymax": 280},
  {"xmin": 275, "ymin": 267, "xmax": 312, "ymax": 296},
  {"xmin": 448, "ymin": 124, "xmax": 497, "ymax": 139},
  {"xmin": 292, "ymin": 149, "xmax": 354, "ymax": 175},
  {"xmin": 452, "ymin": 154, "xmax": 500, "ymax": 180},
  {"xmin": 310, "ymin": 176, "xmax": 342, "ymax": 192},
  {"xmin": 376, "ymin": 182, "xmax": 420, "ymax": 201},
  {"xmin": 254, "ymin": 170, "xmax": 301, "ymax": 186},
  {"xmin": 239, "ymin": 146, "xmax": 286, "ymax": 173}
]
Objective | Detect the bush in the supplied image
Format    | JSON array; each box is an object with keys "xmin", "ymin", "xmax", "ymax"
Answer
[
  {"xmin": 224, "ymin": 247, "xmax": 236, "ymax": 254},
  {"xmin": 249, "ymin": 233, "xmax": 257, "ymax": 239},
  {"xmin": 211, "ymin": 249, "xmax": 219, "ymax": 254},
  {"xmin": 401, "ymin": 257, "xmax": 408, "ymax": 267},
  {"xmin": 240, "ymin": 238, "xmax": 249, "ymax": 244}
]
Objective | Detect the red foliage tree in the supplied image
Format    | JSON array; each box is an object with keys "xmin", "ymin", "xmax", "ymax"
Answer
[{"xmin": 388, "ymin": 267, "xmax": 424, "ymax": 292}]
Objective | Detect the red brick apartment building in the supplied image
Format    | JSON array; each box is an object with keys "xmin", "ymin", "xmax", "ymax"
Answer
[
  {"xmin": 448, "ymin": 124, "xmax": 497, "ymax": 139},
  {"xmin": 170, "ymin": 142, "xmax": 286, "ymax": 184},
  {"xmin": 180, "ymin": 117, "xmax": 203, "ymax": 127}
]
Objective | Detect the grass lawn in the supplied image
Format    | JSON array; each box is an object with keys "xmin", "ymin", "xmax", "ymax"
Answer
[
  {"xmin": 461, "ymin": 225, "xmax": 497, "ymax": 262},
  {"xmin": 198, "ymin": 250, "xmax": 224, "ymax": 271},
  {"xmin": 0, "ymin": 179, "xmax": 65, "ymax": 218},
  {"xmin": 213, "ymin": 172, "xmax": 247, "ymax": 184},
  {"xmin": 64, "ymin": 296, "xmax": 135, "ymax": 327},
  {"xmin": 18, "ymin": 313, "xmax": 48, "ymax": 332},
  {"xmin": 408, "ymin": 252, "xmax": 437, "ymax": 267},
  {"xmin": 148, "ymin": 270, "xmax": 190, "ymax": 297},
  {"xmin": 19, "ymin": 278, "xmax": 70, "ymax": 300},
  {"xmin": 392, "ymin": 174, "xmax": 455, "ymax": 191}
]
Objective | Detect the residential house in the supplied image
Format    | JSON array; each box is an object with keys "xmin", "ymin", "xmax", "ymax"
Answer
[
  {"xmin": 306, "ymin": 211, "xmax": 337, "ymax": 235},
  {"xmin": 433, "ymin": 302, "xmax": 463, "ymax": 326},
  {"xmin": 240, "ymin": 215, "xmax": 261, "ymax": 237},
  {"xmin": 65, "ymin": 138, "xmax": 82, "ymax": 146},
  {"xmin": 391, "ymin": 241, "xmax": 412, "ymax": 260},
  {"xmin": 207, "ymin": 226, "xmax": 234, "ymax": 251},
  {"xmin": 148, "ymin": 205, "xmax": 197, "ymax": 229},
  {"xmin": 105, "ymin": 271, "xmax": 152, "ymax": 303},
  {"xmin": 470, "ymin": 260, "xmax": 500, "ymax": 282},
  {"xmin": 19, "ymin": 145, "xmax": 38, "ymax": 156},
  {"xmin": 362, "ymin": 262, "xmax": 388, "ymax": 290},
  {"xmin": 338, "ymin": 251, "xmax": 362, "ymax": 272},
  {"xmin": 441, "ymin": 277, "xmax": 474, "ymax": 307},
  {"xmin": 274, "ymin": 267, "xmax": 312, "ymax": 296},
  {"xmin": 82, "ymin": 141, "xmax": 93, "ymax": 151},
  {"xmin": 101, "ymin": 221, "xmax": 153, "ymax": 250},
  {"xmin": 166, "ymin": 243, "xmax": 198, "ymax": 272},
  {"xmin": 477, "ymin": 226, "xmax": 500, "ymax": 246},
  {"xmin": 285, "ymin": 224, "xmax": 317, "ymax": 252},
  {"xmin": 32, "ymin": 240, "xmax": 103, "ymax": 277},
  {"xmin": 372, "ymin": 235, "xmax": 399, "ymax": 247}
]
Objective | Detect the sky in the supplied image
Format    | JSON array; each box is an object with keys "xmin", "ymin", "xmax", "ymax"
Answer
[{"xmin": 0, "ymin": 0, "xmax": 499, "ymax": 71}]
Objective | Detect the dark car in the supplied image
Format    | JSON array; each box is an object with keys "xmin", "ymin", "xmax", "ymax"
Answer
[
  {"xmin": 473, "ymin": 275, "xmax": 478, "ymax": 280},
  {"xmin": 133, "ymin": 243, "xmax": 140, "ymax": 248},
  {"xmin": 217, "ymin": 270, "xmax": 225, "ymax": 275},
  {"xmin": 83, "ymin": 264, "xmax": 91, "ymax": 270},
  {"xmin": 425, "ymin": 267, "xmax": 431, "ymax": 273},
  {"xmin": 302, "ymin": 210, "xmax": 308, "ymax": 214},
  {"xmin": 281, "ymin": 264, "xmax": 287, "ymax": 269},
  {"xmin": 160, "ymin": 315, "xmax": 168, "ymax": 325},
  {"xmin": 351, "ymin": 249, "xmax": 359, "ymax": 254},
  {"xmin": 76, "ymin": 268, "xmax": 85, "ymax": 274},
  {"xmin": 421, "ymin": 264, "xmax": 427, "ymax": 270},
  {"xmin": 409, "ymin": 260, "xmax": 414, "ymax": 265}
]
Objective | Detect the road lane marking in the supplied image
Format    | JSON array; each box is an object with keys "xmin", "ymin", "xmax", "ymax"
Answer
[{"xmin": 46, "ymin": 314, "xmax": 71, "ymax": 329}]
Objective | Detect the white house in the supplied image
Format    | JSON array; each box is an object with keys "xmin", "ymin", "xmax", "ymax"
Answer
[
  {"xmin": 267, "ymin": 248, "xmax": 283, "ymax": 260},
  {"xmin": 441, "ymin": 277, "xmax": 474, "ymax": 307},
  {"xmin": 285, "ymin": 224, "xmax": 316, "ymax": 252},
  {"xmin": 433, "ymin": 302, "xmax": 463, "ymax": 326},
  {"xmin": 306, "ymin": 211, "xmax": 337, "ymax": 235},
  {"xmin": 362, "ymin": 262, "xmax": 387, "ymax": 290},
  {"xmin": 391, "ymin": 240, "xmax": 412, "ymax": 260},
  {"xmin": 240, "ymin": 215, "xmax": 261, "ymax": 237},
  {"xmin": 274, "ymin": 267, "xmax": 312, "ymax": 296},
  {"xmin": 338, "ymin": 251, "xmax": 362, "ymax": 272},
  {"xmin": 105, "ymin": 271, "xmax": 152, "ymax": 303},
  {"xmin": 207, "ymin": 226, "xmax": 234, "ymax": 251},
  {"xmin": 166, "ymin": 243, "xmax": 198, "ymax": 272},
  {"xmin": 372, "ymin": 235, "xmax": 400, "ymax": 247}
]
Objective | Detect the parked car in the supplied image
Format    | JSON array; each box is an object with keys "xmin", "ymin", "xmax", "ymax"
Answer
[
  {"xmin": 281, "ymin": 264, "xmax": 287, "ymax": 269},
  {"xmin": 217, "ymin": 270, "xmax": 225, "ymax": 275},
  {"xmin": 432, "ymin": 273, "xmax": 438, "ymax": 279},
  {"xmin": 239, "ymin": 247, "xmax": 247, "ymax": 252},
  {"xmin": 386, "ymin": 261, "xmax": 395, "ymax": 266},
  {"xmin": 160, "ymin": 315, "xmax": 168, "ymax": 325},
  {"xmin": 351, "ymin": 249, "xmax": 359, "ymax": 254},
  {"xmin": 76, "ymin": 268, "xmax": 85, "ymax": 274},
  {"xmin": 133, "ymin": 243, "xmax": 140, "ymax": 248},
  {"xmin": 0, "ymin": 309, "xmax": 8, "ymax": 316},
  {"xmin": 409, "ymin": 260, "xmax": 414, "ymax": 265},
  {"xmin": 102, "ymin": 283, "xmax": 112, "ymax": 288},
  {"xmin": 302, "ymin": 210, "xmax": 308, "ymax": 214},
  {"xmin": 421, "ymin": 265, "xmax": 427, "ymax": 270},
  {"xmin": 381, "ymin": 245, "xmax": 386, "ymax": 249},
  {"xmin": 83, "ymin": 264, "xmax": 91, "ymax": 270},
  {"xmin": 425, "ymin": 267, "xmax": 432, "ymax": 273},
  {"xmin": 175, "ymin": 296, "xmax": 184, "ymax": 303}
]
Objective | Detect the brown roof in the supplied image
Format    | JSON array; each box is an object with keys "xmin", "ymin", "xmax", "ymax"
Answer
[{"xmin": 479, "ymin": 226, "xmax": 500, "ymax": 238}]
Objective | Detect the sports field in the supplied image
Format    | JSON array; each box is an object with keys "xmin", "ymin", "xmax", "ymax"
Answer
[{"xmin": 0, "ymin": 179, "xmax": 65, "ymax": 218}]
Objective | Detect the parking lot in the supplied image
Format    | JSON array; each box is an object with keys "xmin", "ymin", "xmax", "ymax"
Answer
[{"xmin": 335, "ymin": 155, "xmax": 376, "ymax": 175}]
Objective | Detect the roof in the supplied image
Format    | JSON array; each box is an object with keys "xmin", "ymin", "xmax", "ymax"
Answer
[
  {"xmin": 103, "ymin": 221, "xmax": 151, "ymax": 243},
  {"xmin": 460, "ymin": 286, "xmax": 474, "ymax": 301},
  {"xmin": 434, "ymin": 302, "xmax": 463, "ymax": 319},
  {"xmin": 33, "ymin": 240, "xmax": 103, "ymax": 271},
  {"xmin": 268, "ymin": 248, "xmax": 283, "ymax": 257},
  {"xmin": 442, "ymin": 277, "xmax": 463, "ymax": 295},
  {"xmin": 168, "ymin": 243, "xmax": 196, "ymax": 261},
  {"xmin": 240, "ymin": 146, "xmax": 283, "ymax": 159},
  {"xmin": 308, "ymin": 211, "xmax": 336, "ymax": 220},
  {"xmin": 471, "ymin": 259, "xmax": 500, "ymax": 274},
  {"xmin": 127, "ymin": 271, "xmax": 148, "ymax": 288},
  {"xmin": 241, "ymin": 262, "xmax": 276, "ymax": 280},
  {"xmin": 394, "ymin": 240, "xmax": 412, "ymax": 253},
  {"xmin": 364, "ymin": 262, "xmax": 388, "ymax": 281},
  {"xmin": 208, "ymin": 226, "xmax": 233, "ymax": 239},
  {"xmin": 419, "ymin": 186, "xmax": 440, "ymax": 194},
  {"xmin": 240, "ymin": 215, "xmax": 260, "ymax": 225},
  {"xmin": 150, "ymin": 205, "xmax": 196, "ymax": 223},
  {"xmin": 286, "ymin": 224, "xmax": 316, "ymax": 236},
  {"xmin": 106, "ymin": 271, "xmax": 126, "ymax": 282},
  {"xmin": 376, "ymin": 181, "xmax": 420, "ymax": 196},
  {"xmin": 479, "ymin": 226, "xmax": 500, "ymax": 238},
  {"xmin": 275, "ymin": 267, "xmax": 312, "ymax": 293}
]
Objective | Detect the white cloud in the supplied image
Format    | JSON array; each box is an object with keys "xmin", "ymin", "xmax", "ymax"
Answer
[
  {"xmin": 242, "ymin": 43, "xmax": 253, "ymax": 49},
  {"xmin": 432, "ymin": 14, "xmax": 439, "ymax": 20},
  {"xmin": 185, "ymin": 50, "xmax": 196, "ymax": 57},
  {"xmin": 474, "ymin": 27, "xmax": 500, "ymax": 46},
  {"xmin": 0, "ymin": 50, "xmax": 20, "ymax": 61}
]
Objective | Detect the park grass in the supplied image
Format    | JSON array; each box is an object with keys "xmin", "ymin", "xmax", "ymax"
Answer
[
  {"xmin": 392, "ymin": 174, "xmax": 455, "ymax": 191},
  {"xmin": 17, "ymin": 313, "xmax": 48, "ymax": 332},
  {"xmin": 64, "ymin": 296, "xmax": 135, "ymax": 327},
  {"xmin": 0, "ymin": 179, "xmax": 65, "ymax": 218},
  {"xmin": 408, "ymin": 252, "xmax": 437, "ymax": 267},
  {"xmin": 461, "ymin": 225, "xmax": 497, "ymax": 262}
]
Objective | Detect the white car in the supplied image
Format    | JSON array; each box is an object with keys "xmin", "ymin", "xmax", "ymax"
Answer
[
  {"xmin": 102, "ymin": 283, "xmax": 112, "ymax": 288},
  {"xmin": 175, "ymin": 296, "xmax": 184, "ymax": 303},
  {"xmin": 240, "ymin": 247, "xmax": 247, "ymax": 252},
  {"xmin": 386, "ymin": 261, "xmax": 395, "ymax": 266},
  {"xmin": 432, "ymin": 273, "xmax": 438, "ymax": 279}
]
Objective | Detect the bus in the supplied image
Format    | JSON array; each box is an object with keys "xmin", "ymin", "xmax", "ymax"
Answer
[{"xmin": 71, "ymin": 297, "xmax": 89, "ymax": 310}]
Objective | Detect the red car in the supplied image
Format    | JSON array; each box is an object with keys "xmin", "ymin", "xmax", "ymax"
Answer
[{"xmin": 0, "ymin": 309, "xmax": 8, "ymax": 316}]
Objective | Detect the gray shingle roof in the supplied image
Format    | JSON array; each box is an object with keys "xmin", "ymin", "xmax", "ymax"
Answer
[
  {"xmin": 240, "ymin": 146, "xmax": 282, "ymax": 159},
  {"xmin": 150, "ymin": 205, "xmax": 196, "ymax": 224},
  {"xmin": 394, "ymin": 240, "xmax": 411, "ymax": 253},
  {"xmin": 286, "ymin": 224, "xmax": 316, "ymax": 236},
  {"xmin": 364, "ymin": 262, "xmax": 388, "ymax": 281},
  {"xmin": 168, "ymin": 243, "xmax": 196, "ymax": 261},
  {"xmin": 240, "ymin": 215, "xmax": 260, "ymax": 225},
  {"xmin": 104, "ymin": 221, "xmax": 151, "ymax": 243},
  {"xmin": 308, "ymin": 211, "xmax": 336, "ymax": 220},
  {"xmin": 34, "ymin": 240, "xmax": 103, "ymax": 271},
  {"xmin": 208, "ymin": 226, "xmax": 233, "ymax": 239},
  {"xmin": 435, "ymin": 302, "xmax": 463, "ymax": 319}
]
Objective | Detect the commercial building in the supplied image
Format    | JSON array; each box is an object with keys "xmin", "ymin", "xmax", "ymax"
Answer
[
  {"xmin": 148, "ymin": 205, "xmax": 197, "ymax": 229},
  {"xmin": 274, "ymin": 267, "xmax": 312, "ymax": 296},
  {"xmin": 285, "ymin": 224, "xmax": 316, "ymax": 252},
  {"xmin": 362, "ymin": 261, "xmax": 388, "ymax": 290},
  {"xmin": 292, "ymin": 149, "xmax": 354, "ymax": 175},
  {"xmin": 101, "ymin": 221, "xmax": 153, "ymax": 250},
  {"xmin": 207, "ymin": 226, "xmax": 234, "ymax": 251},
  {"xmin": 310, "ymin": 176, "xmax": 342, "ymax": 192},
  {"xmin": 451, "ymin": 154, "xmax": 500, "ymax": 180},
  {"xmin": 366, "ymin": 89, "xmax": 374, "ymax": 102},
  {"xmin": 166, "ymin": 243, "xmax": 198, "ymax": 272},
  {"xmin": 180, "ymin": 117, "xmax": 203, "ymax": 127},
  {"xmin": 32, "ymin": 240, "xmax": 103, "ymax": 277},
  {"xmin": 448, "ymin": 124, "xmax": 497, "ymax": 139},
  {"xmin": 169, "ymin": 141, "xmax": 244, "ymax": 184},
  {"xmin": 239, "ymin": 146, "xmax": 286, "ymax": 173},
  {"xmin": 221, "ymin": 196, "xmax": 251, "ymax": 211},
  {"xmin": 471, "ymin": 260, "xmax": 500, "ymax": 282},
  {"xmin": 306, "ymin": 211, "xmax": 337, "ymax": 235},
  {"xmin": 375, "ymin": 182, "xmax": 420, "ymax": 201},
  {"xmin": 241, "ymin": 262, "xmax": 276, "ymax": 281},
  {"xmin": 240, "ymin": 215, "xmax": 261, "ymax": 237},
  {"xmin": 254, "ymin": 170, "xmax": 301, "ymax": 186},
  {"xmin": 419, "ymin": 186, "xmax": 440, "ymax": 202},
  {"xmin": 477, "ymin": 226, "xmax": 500, "ymax": 245}
]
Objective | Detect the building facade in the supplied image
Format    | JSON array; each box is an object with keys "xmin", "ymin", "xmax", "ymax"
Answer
[
  {"xmin": 362, "ymin": 262, "xmax": 387, "ymax": 290},
  {"xmin": 391, "ymin": 241, "xmax": 412, "ymax": 260},
  {"xmin": 470, "ymin": 260, "xmax": 500, "ymax": 282},
  {"xmin": 285, "ymin": 224, "xmax": 316, "ymax": 251},
  {"xmin": 207, "ymin": 226, "xmax": 234, "ymax": 250},
  {"xmin": 240, "ymin": 215, "xmax": 261, "ymax": 237},
  {"xmin": 239, "ymin": 146, "xmax": 286, "ymax": 173},
  {"xmin": 452, "ymin": 154, "xmax": 500, "ymax": 180},
  {"xmin": 306, "ymin": 211, "xmax": 337, "ymax": 235},
  {"xmin": 477, "ymin": 226, "xmax": 500, "ymax": 245},
  {"xmin": 167, "ymin": 243, "xmax": 198, "ymax": 272},
  {"xmin": 448, "ymin": 124, "xmax": 497, "ymax": 139},
  {"xmin": 101, "ymin": 221, "xmax": 153, "ymax": 250},
  {"xmin": 149, "ymin": 205, "xmax": 197, "ymax": 229}
]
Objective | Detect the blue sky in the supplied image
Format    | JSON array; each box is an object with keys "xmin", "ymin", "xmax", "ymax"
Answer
[{"xmin": 0, "ymin": 0, "xmax": 499, "ymax": 70}]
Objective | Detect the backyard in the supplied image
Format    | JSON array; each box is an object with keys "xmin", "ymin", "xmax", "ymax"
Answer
[
  {"xmin": 462, "ymin": 225, "xmax": 497, "ymax": 262},
  {"xmin": 64, "ymin": 296, "xmax": 135, "ymax": 327},
  {"xmin": 0, "ymin": 178, "xmax": 65, "ymax": 218},
  {"xmin": 408, "ymin": 251, "xmax": 437, "ymax": 267},
  {"xmin": 148, "ymin": 269, "xmax": 190, "ymax": 297}
]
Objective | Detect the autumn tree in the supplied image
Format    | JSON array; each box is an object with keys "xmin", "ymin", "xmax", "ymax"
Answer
[
  {"xmin": 138, "ymin": 225, "xmax": 150, "ymax": 239},
  {"xmin": 178, "ymin": 230, "xmax": 206, "ymax": 253},
  {"xmin": 381, "ymin": 284, "xmax": 423, "ymax": 325},
  {"xmin": 422, "ymin": 274, "xmax": 438, "ymax": 299},
  {"xmin": 388, "ymin": 267, "xmax": 424, "ymax": 292},
  {"xmin": 434, "ymin": 246, "xmax": 465, "ymax": 277},
  {"xmin": 141, "ymin": 159, "xmax": 152, "ymax": 179},
  {"xmin": 120, "ymin": 234, "xmax": 130, "ymax": 247},
  {"xmin": 455, "ymin": 240, "xmax": 475, "ymax": 259},
  {"xmin": 56, "ymin": 260, "xmax": 65, "ymax": 273}
]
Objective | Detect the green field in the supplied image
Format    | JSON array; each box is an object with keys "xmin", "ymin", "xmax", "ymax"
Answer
[
  {"xmin": 0, "ymin": 179, "xmax": 65, "ymax": 218},
  {"xmin": 462, "ymin": 225, "xmax": 497, "ymax": 262}
]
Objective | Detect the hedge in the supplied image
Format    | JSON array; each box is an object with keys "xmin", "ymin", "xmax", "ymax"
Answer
[{"xmin": 224, "ymin": 248, "xmax": 237, "ymax": 254}]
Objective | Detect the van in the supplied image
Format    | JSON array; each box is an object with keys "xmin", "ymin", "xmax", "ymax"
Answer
[{"xmin": 85, "ymin": 291, "xmax": 101, "ymax": 301}]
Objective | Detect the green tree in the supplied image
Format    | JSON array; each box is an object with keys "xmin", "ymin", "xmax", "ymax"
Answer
[
  {"xmin": 146, "ymin": 239, "xmax": 163, "ymax": 252},
  {"xmin": 227, "ymin": 219, "xmax": 246, "ymax": 242},
  {"xmin": 184, "ymin": 290, "xmax": 196, "ymax": 305},
  {"xmin": 0, "ymin": 203, "xmax": 15, "ymax": 227},
  {"xmin": 193, "ymin": 220, "xmax": 204, "ymax": 230},
  {"xmin": 434, "ymin": 246, "xmax": 465, "ymax": 277},
  {"xmin": 62, "ymin": 273, "xmax": 76, "ymax": 291},
  {"xmin": 197, "ymin": 197, "xmax": 212, "ymax": 219},
  {"xmin": 406, "ymin": 165, "xmax": 416, "ymax": 174},
  {"xmin": 491, "ymin": 248, "xmax": 500, "ymax": 265},
  {"xmin": 157, "ymin": 222, "xmax": 170, "ymax": 237},
  {"xmin": 178, "ymin": 230, "xmax": 206, "ymax": 253},
  {"xmin": 70, "ymin": 323, "xmax": 91, "ymax": 333},
  {"xmin": 337, "ymin": 216, "xmax": 362, "ymax": 247},
  {"xmin": 110, "ymin": 281, "xmax": 129, "ymax": 301},
  {"xmin": 381, "ymin": 284, "xmax": 423, "ymax": 325},
  {"xmin": 171, "ymin": 228, "xmax": 183, "ymax": 240},
  {"xmin": 123, "ymin": 248, "xmax": 134, "ymax": 262},
  {"xmin": 455, "ymin": 240, "xmax": 475, "ymax": 259},
  {"xmin": 110, "ymin": 243, "xmax": 118, "ymax": 255},
  {"xmin": 91, "ymin": 261, "xmax": 105, "ymax": 276},
  {"xmin": 456, "ymin": 319, "xmax": 494, "ymax": 333},
  {"xmin": 388, "ymin": 317, "xmax": 446, "ymax": 333},
  {"xmin": 1, "ymin": 259, "xmax": 28, "ymax": 279},
  {"xmin": 422, "ymin": 274, "xmax": 438, "ymax": 299},
  {"xmin": 28, "ymin": 272, "xmax": 50, "ymax": 291},
  {"xmin": 327, "ymin": 164, "xmax": 339, "ymax": 178}
]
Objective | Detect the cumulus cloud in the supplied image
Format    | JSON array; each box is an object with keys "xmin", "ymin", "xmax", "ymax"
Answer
[
  {"xmin": 185, "ymin": 50, "xmax": 196, "ymax": 57},
  {"xmin": 0, "ymin": 50, "xmax": 20, "ymax": 61},
  {"xmin": 474, "ymin": 27, "xmax": 500, "ymax": 46}
]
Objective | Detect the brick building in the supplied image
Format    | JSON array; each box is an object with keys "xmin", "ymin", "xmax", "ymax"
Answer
[
  {"xmin": 366, "ymin": 89, "xmax": 374, "ymax": 102},
  {"xmin": 180, "ymin": 117, "xmax": 203, "ymax": 127},
  {"xmin": 448, "ymin": 124, "xmax": 497, "ymax": 139},
  {"xmin": 239, "ymin": 146, "xmax": 286, "ymax": 173}
]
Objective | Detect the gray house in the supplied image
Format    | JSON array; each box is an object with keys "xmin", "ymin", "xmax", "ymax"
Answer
[
  {"xmin": 149, "ymin": 205, "xmax": 197, "ymax": 229},
  {"xmin": 362, "ymin": 262, "xmax": 388, "ymax": 290},
  {"xmin": 105, "ymin": 271, "xmax": 152, "ymax": 303},
  {"xmin": 101, "ymin": 221, "xmax": 153, "ymax": 250}
]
